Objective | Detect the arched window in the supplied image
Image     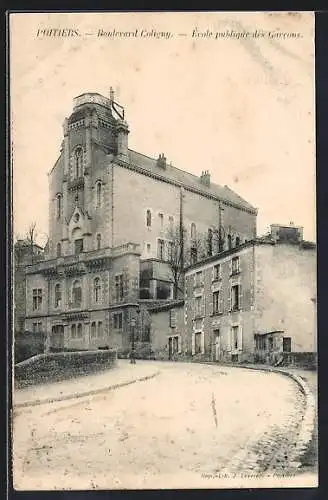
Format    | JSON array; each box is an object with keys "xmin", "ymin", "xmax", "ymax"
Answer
[
  {"xmin": 207, "ymin": 228, "xmax": 213, "ymax": 256},
  {"xmin": 75, "ymin": 148, "xmax": 83, "ymax": 178},
  {"xmin": 56, "ymin": 194, "xmax": 62, "ymax": 220},
  {"xmin": 228, "ymin": 234, "xmax": 232, "ymax": 250},
  {"xmin": 96, "ymin": 182, "xmax": 102, "ymax": 208},
  {"xmin": 56, "ymin": 242, "xmax": 61, "ymax": 257},
  {"xmin": 235, "ymin": 236, "xmax": 240, "ymax": 247},
  {"xmin": 96, "ymin": 233, "xmax": 101, "ymax": 250},
  {"xmin": 91, "ymin": 321, "xmax": 96, "ymax": 338},
  {"xmin": 191, "ymin": 223, "xmax": 196, "ymax": 240},
  {"xmin": 72, "ymin": 280, "xmax": 82, "ymax": 307},
  {"xmin": 77, "ymin": 323, "xmax": 83, "ymax": 338},
  {"xmin": 71, "ymin": 324, "xmax": 76, "ymax": 338},
  {"xmin": 94, "ymin": 277, "xmax": 101, "ymax": 303},
  {"xmin": 54, "ymin": 283, "xmax": 62, "ymax": 308},
  {"xmin": 146, "ymin": 209, "xmax": 152, "ymax": 227},
  {"xmin": 97, "ymin": 321, "xmax": 103, "ymax": 338}
]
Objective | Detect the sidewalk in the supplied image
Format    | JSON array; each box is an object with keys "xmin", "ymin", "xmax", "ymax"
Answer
[{"xmin": 13, "ymin": 360, "xmax": 160, "ymax": 408}]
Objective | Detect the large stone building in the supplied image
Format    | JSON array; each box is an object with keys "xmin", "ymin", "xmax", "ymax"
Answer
[
  {"xmin": 24, "ymin": 91, "xmax": 257, "ymax": 351},
  {"xmin": 182, "ymin": 224, "xmax": 316, "ymax": 364}
]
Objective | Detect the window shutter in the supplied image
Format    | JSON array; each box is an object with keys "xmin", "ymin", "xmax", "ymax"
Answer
[
  {"xmin": 238, "ymin": 284, "xmax": 243, "ymax": 310},
  {"xmin": 238, "ymin": 325, "xmax": 243, "ymax": 351},
  {"xmin": 209, "ymin": 293, "xmax": 214, "ymax": 316},
  {"xmin": 228, "ymin": 284, "xmax": 232, "ymax": 312},
  {"xmin": 191, "ymin": 333, "xmax": 195, "ymax": 355},
  {"xmin": 201, "ymin": 294, "xmax": 205, "ymax": 317},
  {"xmin": 212, "ymin": 266, "xmax": 215, "ymax": 282},
  {"xmin": 227, "ymin": 327, "xmax": 232, "ymax": 352},
  {"xmin": 201, "ymin": 331, "xmax": 205, "ymax": 354},
  {"xmin": 219, "ymin": 293, "xmax": 224, "ymax": 314},
  {"xmin": 178, "ymin": 335, "xmax": 182, "ymax": 354},
  {"xmin": 219, "ymin": 264, "xmax": 222, "ymax": 280},
  {"xmin": 192, "ymin": 298, "xmax": 196, "ymax": 319},
  {"xmin": 229, "ymin": 259, "xmax": 232, "ymax": 276}
]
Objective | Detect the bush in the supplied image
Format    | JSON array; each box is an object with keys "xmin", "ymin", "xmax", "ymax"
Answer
[{"xmin": 14, "ymin": 331, "xmax": 45, "ymax": 363}]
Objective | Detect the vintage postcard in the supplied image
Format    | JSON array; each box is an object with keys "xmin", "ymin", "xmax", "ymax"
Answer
[{"xmin": 10, "ymin": 11, "xmax": 317, "ymax": 491}]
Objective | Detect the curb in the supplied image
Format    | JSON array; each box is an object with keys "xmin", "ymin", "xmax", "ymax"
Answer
[
  {"xmin": 202, "ymin": 361, "xmax": 316, "ymax": 469},
  {"xmin": 14, "ymin": 370, "xmax": 161, "ymax": 409}
]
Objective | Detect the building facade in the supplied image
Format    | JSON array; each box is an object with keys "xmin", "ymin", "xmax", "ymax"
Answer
[
  {"xmin": 24, "ymin": 91, "xmax": 257, "ymax": 350},
  {"xmin": 184, "ymin": 227, "xmax": 316, "ymax": 363}
]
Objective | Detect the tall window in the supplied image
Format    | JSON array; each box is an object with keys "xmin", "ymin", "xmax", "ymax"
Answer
[
  {"xmin": 157, "ymin": 239, "xmax": 165, "ymax": 260},
  {"xmin": 91, "ymin": 321, "xmax": 96, "ymax": 338},
  {"xmin": 195, "ymin": 296, "xmax": 202, "ymax": 317},
  {"xmin": 232, "ymin": 326, "xmax": 239, "ymax": 350},
  {"xmin": 96, "ymin": 182, "xmax": 102, "ymax": 208},
  {"xmin": 94, "ymin": 277, "xmax": 101, "ymax": 303},
  {"xmin": 232, "ymin": 256, "xmax": 240, "ymax": 275},
  {"xmin": 56, "ymin": 194, "xmax": 62, "ymax": 220},
  {"xmin": 32, "ymin": 289, "xmax": 42, "ymax": 311},
  {"xmin": 54, "ymin": 284, "xmax": 62, "ymax": 308},
  {"xmin": 190, "ymin": 247, "xmax": 198, "ymax": 265},
  {"xmin": 71, "ymin": 324, "xmax": 76, "ymax": 339},
  {"xmin": 75, "ymin": 148, "xmax": 83, "ymax": 178},
  {"xmin": 146, "ymin": 209, "xmax": 152, "ymax": 227},
  {"xmin": 72, "ymin": 280, "xmax": 82, "ymax": 307},
  {"xmin": 228, "ymin": 234, "xmax": 232, "ymax": 250},
  {"xmin": 56, "ymin": 242, "xmax": 62, "ymax": 257},
  {"xmin": 96, "ymin": 233, "xmax": 101, "ymax": 250},
  {"xmin": 195, "ymin": 271, "xmax": 203, "ymax": 287},
  {"xmin": 167, "ymin": 241, "xmax": 174, "ymax": 261},
  {"xmin": 74, "ymin": 238, "xmax": 83, "ymax": 255},
  {"xmin": 191, "ymin": 223, "xmax": 197, "ymax": 240},
  {"xmin": 77, "ymin": 323, "xmax": 83, "ymax": 338},
  {"xmin": 231, "ymin": 285, "xmax": 240, "ymax": 311},
  {"xmin": 168, "ymin": 216, "xmax": 174, "ymax": 229},
  {"xmin": 158, "ymin": 213, "xmax": 164, "ymax": 227},
  {"xmin": 213, "ymin": 290, "xmax": 221, "ymax": 314},
  {"xmin": 115, "ymin": 274, "xmax": 124, "ymax": 302},
  {"xmin": 97, "ymin": 321, "xmax": 103, "ymax": 338},
  {"xmin": 113, "ymin": 312, "xmax": 123, "ymax": 330},
  {"xmin": 235, "ymin": 236, "xmax": 240, "ymax": 247},
  {"xmin": 207, "ymin": 229, "xmax": 213, "ymax": 256},
  {"xmin": 213, "ymin": 264, "xmax": 221, "ymax": 281}
]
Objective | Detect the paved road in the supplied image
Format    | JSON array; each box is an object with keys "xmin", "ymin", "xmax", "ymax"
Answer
[{"xmin": 13, "ymin": 361, "xmax": 308, "ymax": 490}]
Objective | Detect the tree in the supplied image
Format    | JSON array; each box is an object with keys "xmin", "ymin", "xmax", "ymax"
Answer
[
  {"xmin": 26, "ymin": 221, "xmax": 37, "ymax": 264},
  {"xmin": 166, "ymin": 225, "xmax": 206, "ymax": 299}
]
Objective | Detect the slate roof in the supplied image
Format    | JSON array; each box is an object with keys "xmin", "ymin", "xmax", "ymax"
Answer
[{"xmin": 127, "ymin": 149, "xmax": 257, "ymax": 213}]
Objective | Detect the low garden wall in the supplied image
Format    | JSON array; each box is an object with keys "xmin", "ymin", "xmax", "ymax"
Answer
[{"xmin": 15, "ymin": 349, "xmax": 117, "ymax": 388}]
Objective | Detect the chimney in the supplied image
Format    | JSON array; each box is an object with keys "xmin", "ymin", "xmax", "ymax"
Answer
[
  {"xmin": 156, "ymin": 153, "xmax": 167, "ymax": 169},
  {"xmin": 200, "ymin": 170, "xmax": 211, "ymax": 187}
]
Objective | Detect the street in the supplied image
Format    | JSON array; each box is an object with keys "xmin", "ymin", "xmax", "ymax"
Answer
[{"xmin": 13, "ymin": 361, "xmax": 310, "ymax": 490}]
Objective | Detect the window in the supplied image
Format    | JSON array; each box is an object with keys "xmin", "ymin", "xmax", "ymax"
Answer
[
  {"xmin": 158, "ymin": 213, "xmax": 164, "ymax": 227},
  {"xmin": 213, "ymin": 290, "xmax": 221, "ymax": 315},
  {"xmin": 115, "ymin": 274, "xmax": 124, "ymax": 302},
  {"xmin": 195, "ymin": 271, "xmax": 203, "ymax": 287},
  {"xmin": 56, "ymin": 242, "xmax": 62, "ymax": 257},
  {"xmin": 167, "ymin": 241, "xmax": 174, "ymax": 261},
  {"xmin": 71, "ymin": 324, "xmax": 76, "ymax": 339},
  {"xmin": 77, "ymin": 323, "xmax": 83, "ymax": 338},
  {"xmin": 146, "ymin": 209, "xmax": 152, "ymax": 227},
  {"xmin": 72, "ymin": 280, "xmax": 82, "ymax": 307},
  {"xmin": 94, "ymin": 278, "xmax": 101, "ymax": 303},
  {"xmin": 195, "ymin": 332, "xmax": 202, "ymax": 354},
  {"xmin": 228, "ymin": 234, "xmax": 232, "ymax": 250},
  {"xmin": 146, "ymin": 243, "xmax": 151, "ymax": 253},
  {"xmin": 232, "ymin": 256, "xmax": 240, "ymax": 275},
  {"xmin": 96, "ymin": 182, "xmax": 102, "ymax": 208},
  {"xmin": 91, "ymin": 321, "xmax": 96, "ymax": 338},
  {"xmin": 283, "ymin": 337, "xmax": 292, "ymax": 353},
  {"xmin": 213, "ymin": 264, "xmax": 221, "ymax": 281},
  {"xmin": 75, "ymin": 148, "xmax": 83, "ymax": 178},
  {"xmin": 54, "ymin": 284, "xmax": 62, "ymax": 308},
  {"xmin": 32, "ymin": 289, "xmax": 42, "ymax": 311},
  {"xmin": 113, "ymin": 312, "xmax": 123, "ymax": 330},
  {"xmin": 96, "ymin": 234, "xmax": 101, "ymax": 250},
  {"xmin": 195, "ymin": 296, "xmax": 202, "ymax": 317},
  {"xmin": 170, "ymin": 309, "xmax": 177, "ymax": 328},
  {"xmin": 191, "ymin": 223, "xmax": 197, "ymax": 239},
  {"xmin": 236, "ymin": 236, "xmax": 240, "ymax": 247},
  {"xmin": 32, "ymin": 322, "xmax": 42, "ymax": 333},
  {"xmin": 190, "ymin": 247, "xmax": 198, "ymax": 265},
  {"xmin": 97, "ymin": 321, "xmax": 103, "ymax": 338},
  {"xmin": 231, "ymin": 284, "xmax": 240, "ymax": 311},
  {"xmin": 56, "ymin": 194, "xmax": 62, "ymax": 220},
  {"xmin": 207, "ymin": 229, "xmax": 213, "ymax": 256},
  {"xmin": 74, "ymin": 238, "xmax": 83, "ymax": 255},
  {"xmin": 157, "ymin": 239, "xmax": 165, "ymax": 260},
  {"xmin": 232, "ymin": 326, "xmax": 239, "ymax": 350}
]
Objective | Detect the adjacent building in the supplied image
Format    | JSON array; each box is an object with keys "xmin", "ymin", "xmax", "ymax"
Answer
[
  {"xmin": 24, "ymin": 91, "xmax": 257, "ymax": 351},
  {"xmin": 183, "ymin": 225, "xmax": 316, "ymax": 364}
]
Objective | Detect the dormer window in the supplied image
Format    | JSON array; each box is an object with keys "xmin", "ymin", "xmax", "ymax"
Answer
[
  {"xmin": 74, "ymin": 147, "xmax": 83, "ymax": 178},
  {"xmin": 96, "ymin": 233, "xmax": 101, "ymax": 250}
]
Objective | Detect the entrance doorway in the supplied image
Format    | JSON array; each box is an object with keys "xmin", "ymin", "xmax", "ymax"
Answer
[
  {"xmin": 283, "ymin": 337, "xmax": 292, "ymax": 352},
  {"xmin": 51, "ymin": 325, "xmax": 64, "ymax": 349},
  {"xmin": 168, "ymin": 336, "xmax": 179, "ymax": 359},
  {"xmin": 214, "ymin": 329, "xmax": 220, "ymax": 361}
]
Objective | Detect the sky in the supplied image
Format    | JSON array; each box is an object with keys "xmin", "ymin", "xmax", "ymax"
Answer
[{"xmin": 10, "ymin": 12, "xmax": 315, "ymax": 245}]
